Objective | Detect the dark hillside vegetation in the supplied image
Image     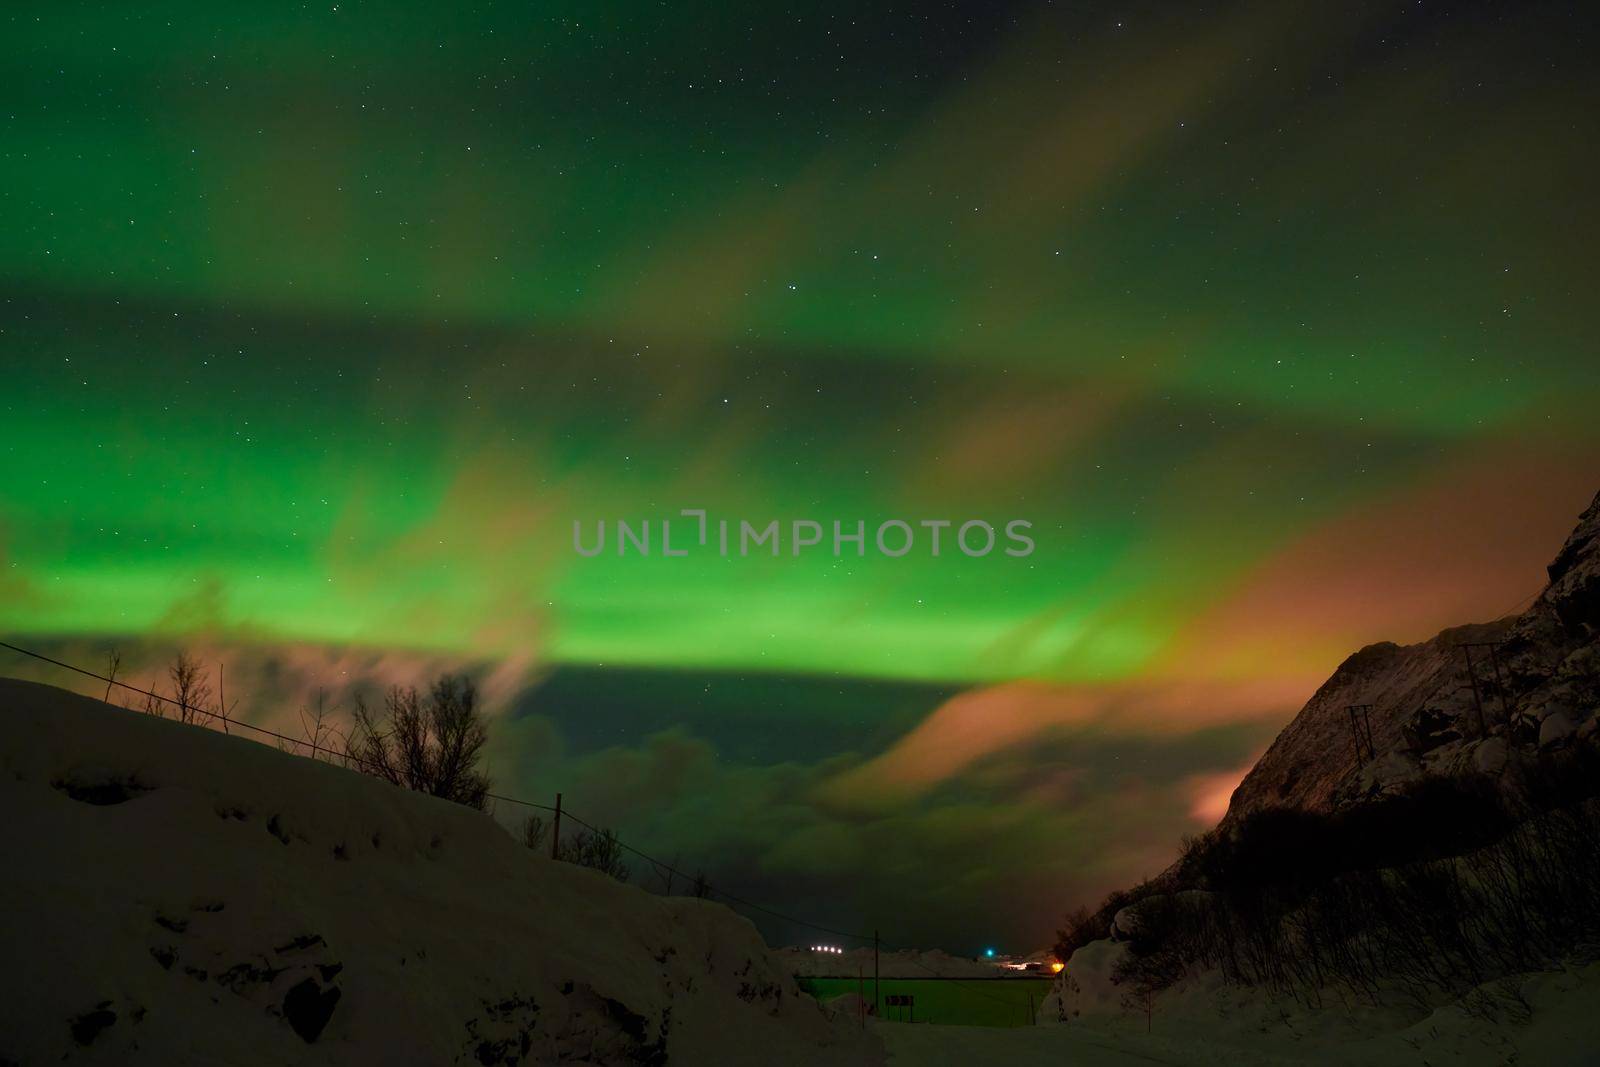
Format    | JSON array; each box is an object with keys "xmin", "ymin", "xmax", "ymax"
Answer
[{"xmin": 1056, "ymin": 746, "xmax": 1600, "ymax": 1011}]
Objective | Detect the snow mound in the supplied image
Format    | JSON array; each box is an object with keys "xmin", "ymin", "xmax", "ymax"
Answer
[
  {"xmin": 0, "ymin": 679, "xmax": 882, "ymax": 1065},
  {"xmin": 1038, "ymin": 939, "xmax": 1130, "ymax": 1023}
]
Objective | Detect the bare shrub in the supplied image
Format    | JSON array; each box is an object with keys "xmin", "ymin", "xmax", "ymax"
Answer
[
  {"xmin": 348, "ymin": 675, "xmax": 491, "ymax": 809},
  {"xmin": 1102, "ymin": 753, "xmax": 1600, "ymax": 1010},
  {"xmin": 126, "ymin": 651, "xmax": 218, "ymax": 725},
  {"xmin": 1053, "ymin": 878, "xmax": 1166, "ymax": 966},
  {"xmin": 132, "ymin": 685, "xmax": 166, "ymax": 718},
  {"xmin": 1052, "ymin": 905, "xmax": 1098, "ymax": 965},
  {"xmin": 280, "ymin": 688, "xmax": 351, "ymax": 764},
  {"xmin": 167, "ymin": 652, "xmax": 213, "ymax": 725},
  {"xmin": 103, "ymin": 650, "xmax": 122, "ymax": 703},
  {"xmin": 561, "ymin": 827, "xmax": 630, "ymax": 882}
]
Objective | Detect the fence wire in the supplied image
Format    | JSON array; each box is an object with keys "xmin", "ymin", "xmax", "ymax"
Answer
[{"xmin": 0, "ymin": 638, "xmax": 879, "ymax": 944}]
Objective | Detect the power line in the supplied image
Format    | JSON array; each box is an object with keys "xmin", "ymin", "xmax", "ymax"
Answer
[
  {"xmin": 485, "ymin": 786, "xmax": 874, "ymax": 941},
  {"xmin": 4, "ymin": 636, "xmax": 1052, "ymax": 1019},
  {"xmin": 0, "ymin": 638, "xmax": 874, "ymax": 944},
  {"xmin": 1492, "ymin": 585, "xmax": 1543, "ymax": 621}
]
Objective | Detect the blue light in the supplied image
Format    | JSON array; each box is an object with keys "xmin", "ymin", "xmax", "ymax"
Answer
[{"xmin": 984, "ymin": 948, "xmax": 995, "ymax": 958}]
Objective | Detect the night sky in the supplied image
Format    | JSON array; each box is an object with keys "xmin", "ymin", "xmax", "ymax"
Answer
[{"xmin": 3, "ymin": 1, "xmax": 1599, "ymax": 950}]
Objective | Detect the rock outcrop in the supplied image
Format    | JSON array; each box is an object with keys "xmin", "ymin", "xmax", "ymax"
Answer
[{"xmin": 1223, "ymin": 490, "xmax": 1600, "ymax": 826}]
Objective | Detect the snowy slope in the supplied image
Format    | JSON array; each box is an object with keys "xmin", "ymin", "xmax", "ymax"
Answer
[
  {"xmin": 1225, "ymin": 489, "xmax": 1600, "ymax": 825},
  {"xmin": 0, "ymin": 678, "xmax": 883, "ymax": 1066},
  {"xmin": 1023, "ymin": 939, "xmax": 1600, "ymax": 1066}
]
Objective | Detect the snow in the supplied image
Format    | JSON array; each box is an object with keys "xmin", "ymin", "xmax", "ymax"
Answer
[
  {"xmin": 0, "ymin": 678, "xmax": 881, "ymax": 1065},
  {"xmin": 874, "ymin": 961, "xmax": 1600, "ymax": 1065},
  {"xmin": 1001, "ymin": 938, "xmax": 1600, "ymax": 1067}
]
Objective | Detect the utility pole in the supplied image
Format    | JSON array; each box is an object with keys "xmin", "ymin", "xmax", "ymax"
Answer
[
  {"xmin": 873, "ymin": 930, "xmax": 880, "ymax": 1019},
  {"xmin": 551, "ymin": 792, "xmax": 563, "ymax": 861},
  {"xmin": 1347, "ymin": 704, "xmax": 1375, "ymax": 762},
  {"xmin": 1459, "ymin": 645, "xmax": 1490, "ymax": 736}
]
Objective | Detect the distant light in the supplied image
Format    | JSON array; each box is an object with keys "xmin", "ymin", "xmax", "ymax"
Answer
[
  {"xmin": 984, "ymin": 948, "xmax": 996, "ymax": 958},
  {"xmin": 1051, "ymin": 962, "xmax": 1065, "ymax": 973}
]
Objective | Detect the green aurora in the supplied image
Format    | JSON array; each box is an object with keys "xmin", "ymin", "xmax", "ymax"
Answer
[{"xmin": 3, "ymin": 0, "xmax": 1599, "ymax": 947}]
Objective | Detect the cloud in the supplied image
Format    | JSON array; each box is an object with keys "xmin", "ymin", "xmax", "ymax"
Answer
[
  {"xmin": 817, "ymin": 676, "xmax": 1298, "ymax": 810},
  {"xmin": 1182, "ymin": 762, "xmax": 1256, "ymax": 827},
  {"xmin": 481, "ymin": 701, "xmax": 1273, "ymax": 950}
]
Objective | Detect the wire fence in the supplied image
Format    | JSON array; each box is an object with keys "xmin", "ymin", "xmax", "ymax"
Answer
[
  {"xmin": 0, "ymin": 637, "xmax": 891, "ymax": 948},
  {"xmin": 0, "ymin": 637, "xmax": 1058, "ymax": 1021}
]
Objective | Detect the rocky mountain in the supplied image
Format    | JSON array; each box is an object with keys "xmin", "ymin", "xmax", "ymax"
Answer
[{"xmin": 1224, "ymin": 490, "xmax": 1600, "ymax": 826}]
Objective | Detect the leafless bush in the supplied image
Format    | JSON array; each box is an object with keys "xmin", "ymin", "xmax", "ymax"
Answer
[
  {"xmin": 131, "ymin": 684, "xmax": 165, "ymax": 718},
  {"xmin": 1106, "ymin": 760, "xmax": 1600, "ymax": 1011},
  {"xmin": 126, "ymin": 651, "xmax": 218, "ymax": 725},
  {"xmin": 167, "ymin": 652, "xmax": 213, "ymax": 725},
  {"xmin": 648, "ymin": 854, "xmax": 685, "ymax": 893},
  {"xmin": 103, "ymin": 650, "xmax": 122, "ymax": 703},
  {"xmin": 279, "ymin": 688, "xmax": 352, "ymax": 764},
  {"xmin": 1054, "ymin": 878, "xmax": 1165, "ymax": 965},
  {"xmin": 1052, "ymin": 906, "xmax": 1098, "ymax": 964},
  {"xmin": 561, "ymin": 827, "xmax": 630, "ymax": 882},
  {"xmin": 521, "ymin": 814, "xmax": 547, "ymax": 852},
  {"xmin": 348, "ymin": 675, "xmax": 491, "ymax": 809}
]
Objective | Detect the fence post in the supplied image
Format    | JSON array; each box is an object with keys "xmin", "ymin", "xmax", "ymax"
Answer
[
  {"xmin": 873, "ymin": 930, "xmax": 880, "ymax": 1019},
  {"xmin": 218, "ymin": 663, "xmax": 230, "ymax": 734},
  {"xmin": 551, "ymin": 792, "xmax": 563, "ymax": 861}
]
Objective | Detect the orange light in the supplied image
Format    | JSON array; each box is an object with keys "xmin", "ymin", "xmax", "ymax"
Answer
[{"xmin": 1050, "ymin": 962, "xmax": 1065, "ymax": 973}]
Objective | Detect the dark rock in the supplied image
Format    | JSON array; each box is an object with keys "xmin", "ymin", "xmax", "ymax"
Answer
[
  {"xmin": 274, "ymin": 933, "xmax": 326, "ymax": 954},
  {"xmin": 217, "ymin": 959, "xmax": 285, "ymax": 991},
  {"xmin": 69, "ymin": 1007, "xmax": 116, "ymax": 1046},
  {"xmin": 462, "ymin": 993, "xmax": 540, "ymax": 1065},
  {"xmin": 1403, "ymin": 707, "xmax": 1463, "ymax": 755},
  {"xmin": 1544, "ymin": 491, "xmax": 1600, "ymax": 632},
  {"xmin": 53, "ymin": 777, "xmax": 148, "ymax": 805},
  {"xmin": 282, "ymin": 978, "xmax": 340, "ymax": 1043}
]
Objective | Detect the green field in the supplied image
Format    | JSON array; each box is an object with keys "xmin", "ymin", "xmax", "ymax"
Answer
[{"xmin": 795, "ymin": 977, "xmax": 1052, "ymax": 1028}]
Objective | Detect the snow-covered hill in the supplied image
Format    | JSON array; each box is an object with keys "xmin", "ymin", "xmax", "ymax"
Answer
[
  {"xmin": 0, "ymin": 678, "xmax": 882, "ymax": 1065},
  {"xmin": 1225, "ymin": 489, "xmax": 1600, "ymax": 824},
  {"xmin": 1014, "ymin": 490, "xmax": 1600, "ymax": 1066}
]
